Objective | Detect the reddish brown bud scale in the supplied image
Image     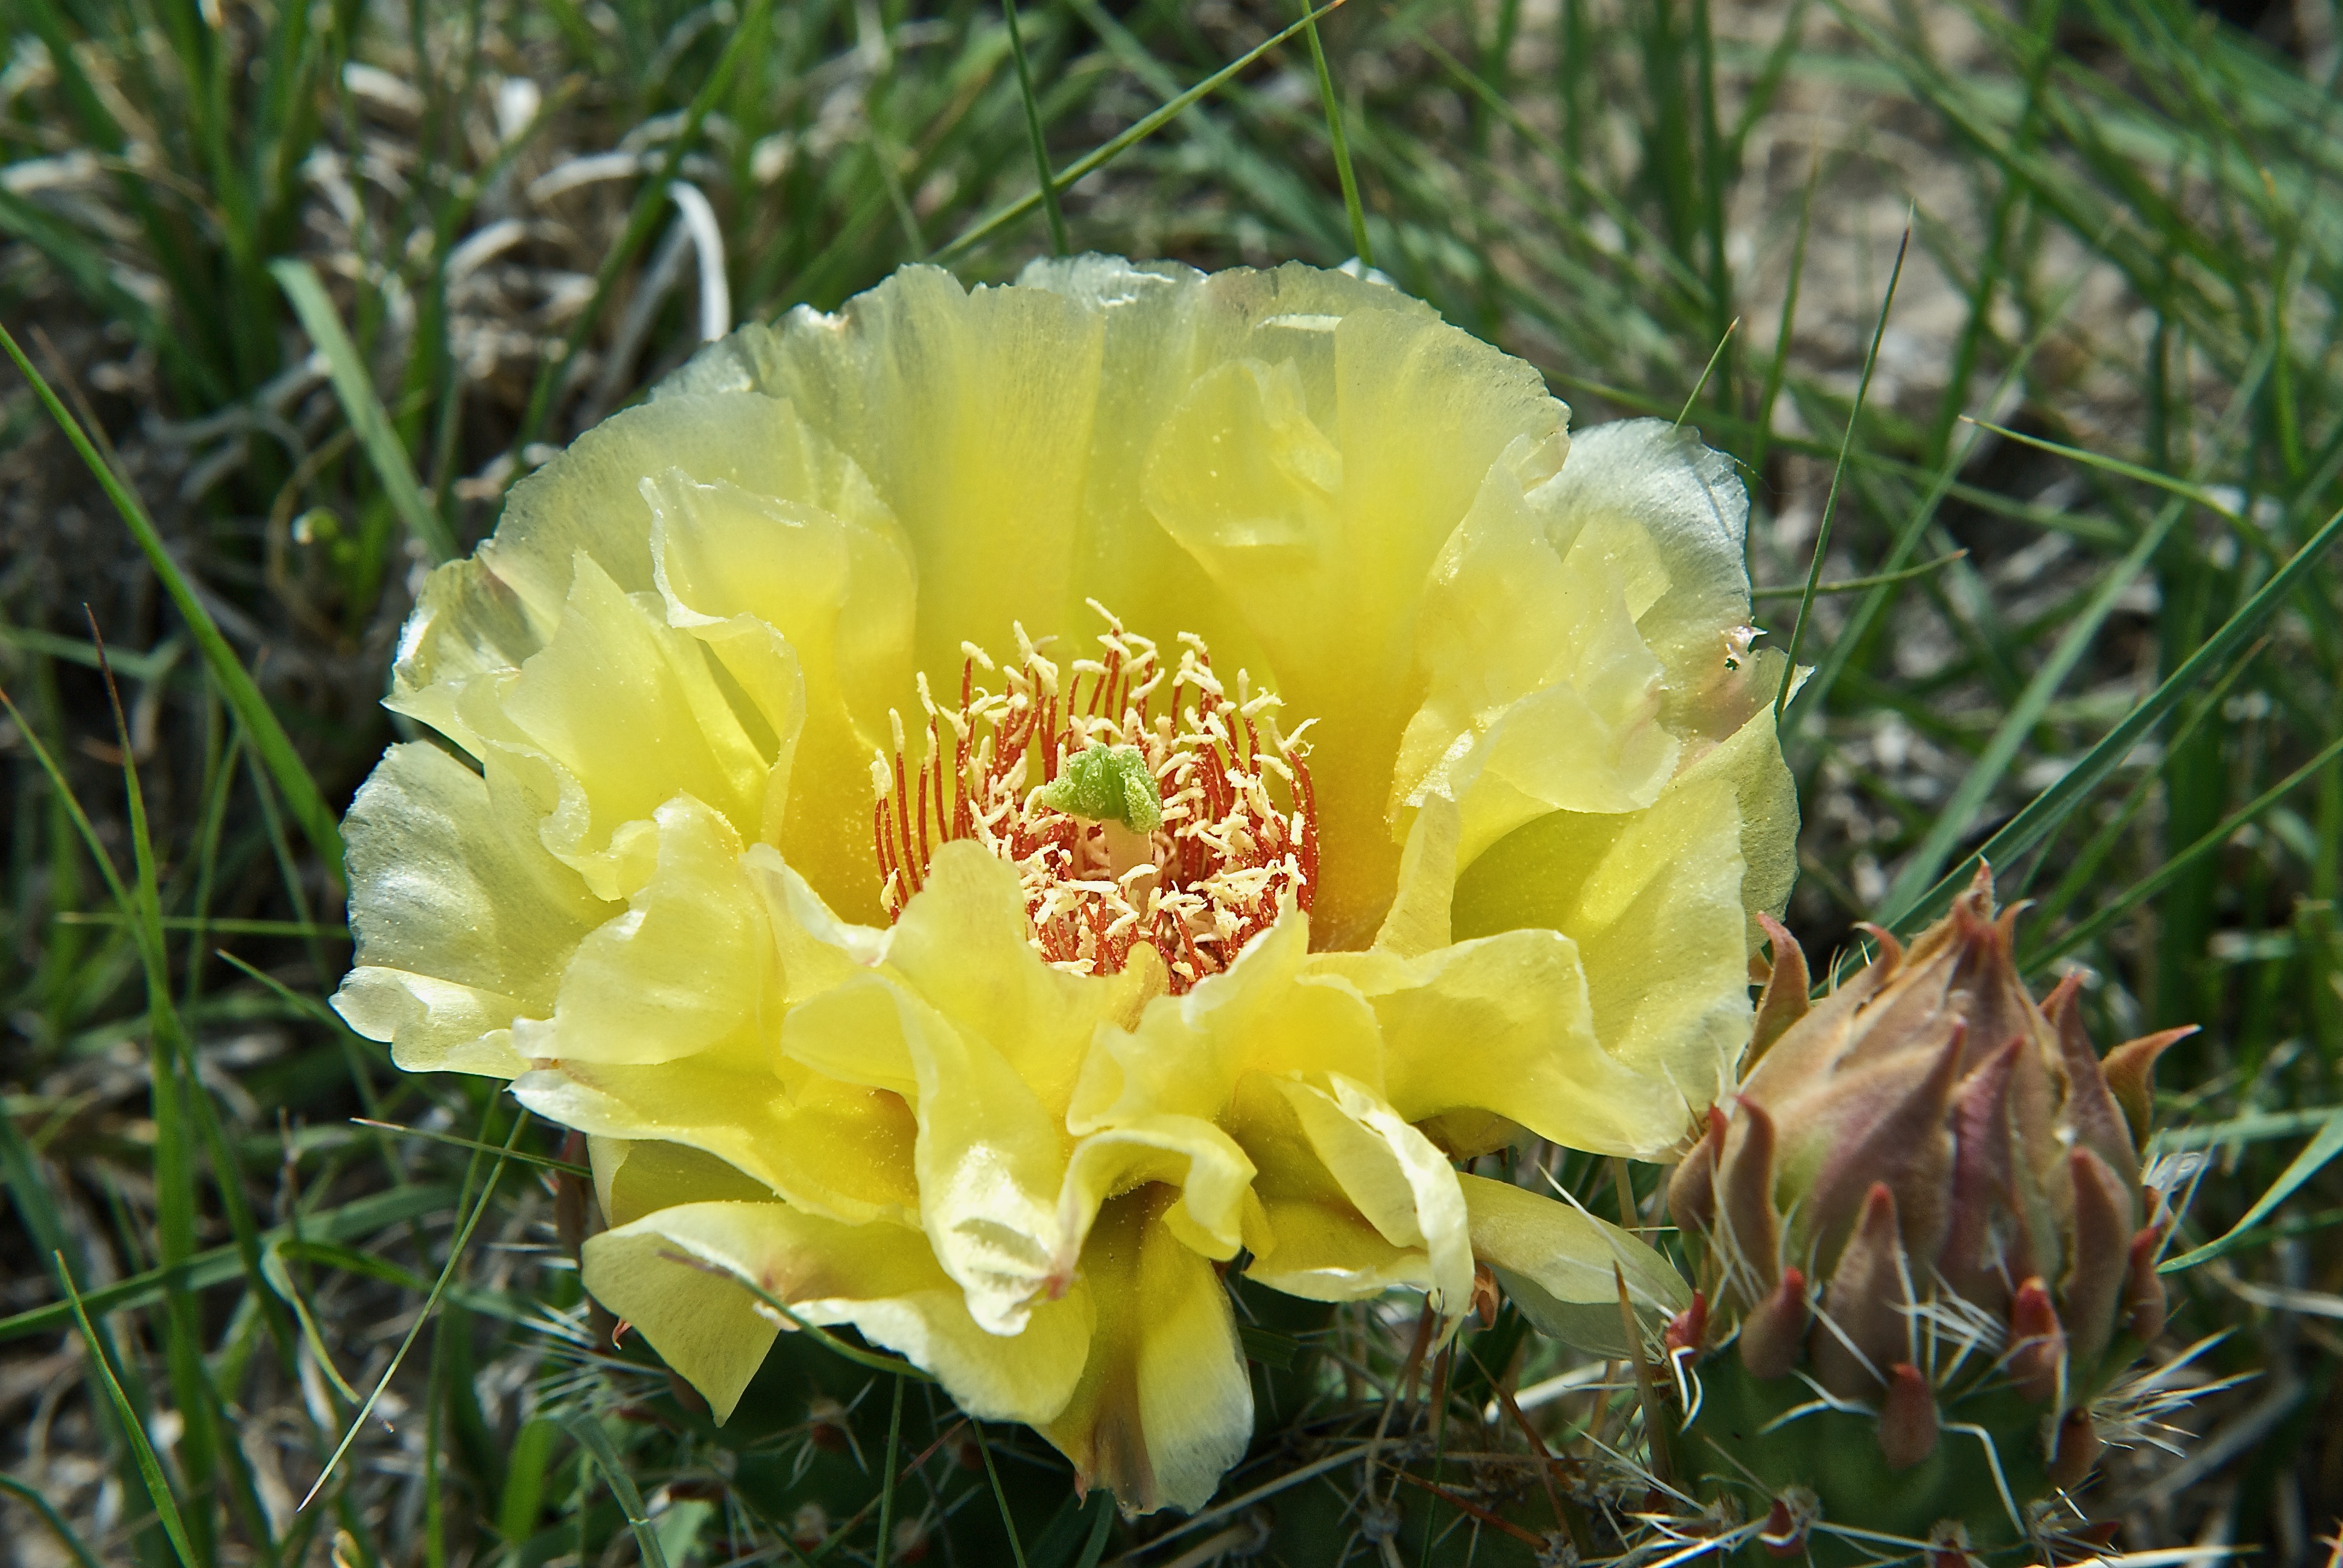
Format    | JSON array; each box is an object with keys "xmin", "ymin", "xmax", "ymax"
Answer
[
  {"xmin": 2102, "ymin": 1026, "xmax": 2196, "ymax": 1149},
  {"xmin": 1749, "ymin": 911, "xmax": 1811, "ymax": 1064},
  {"xmin": 1667, "ymin": 1104, "xmax": 1729, "ymax": 1236},
  {"xmin": 2062, "ymin": 1147, "xmax": 2132, "ymax": 1371},
  {"xmin": 1739, "ymin": 1266, "xmax": 1809, "ymax": 1381},
  {"xmin": 2124, "ymin": 1225, "xmax": 2168, "ymax": 1345},
  {"xmin": 1679, "ymin": 867, "xmax": 2202, "ymax": 1534},
  {"xmin": 1880, "ymin": 1362, "xmax": 1940, "ymax": 1471},
  {"xmin": 2047, "ymin": 1409, "xmax": 2102, "ymax": 1492},
  {"xmin": 1717, "ymin": 1100, "xmax": 1782, "ymax": 1289},
  {"xmin": 1665, "ymin": 1291, "xmax": 1710, "ymax": 1359},
  {"xmin": 2007, "ymin": 1277, "xmax": 2067, "ymax": 1405},
  {"xmin": 1812, "ymin": 1183, "xmax": 1911, "ymax": 1400}
]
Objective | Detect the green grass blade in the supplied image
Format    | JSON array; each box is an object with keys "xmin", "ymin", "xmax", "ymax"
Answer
[
  {"xmin": 876, "ymin": 1375, "xmax": 905, "ymax": 1568},
  {"xmin": 1775, "ymin": 215, "xmax": 1910, "ymax": 715},
  {"xmin": 1750, "ymin": 551, "xmax": 1967, "ymax": 598},
  {"xmin": 350, "ymin": 1118, "xmax": 589, "ymax": 1177},
  {"xmin": 1298, "ymin": 0, "xmax": 1372, "ymax": 266},
  {"xmin": 511, "ymin": 0, "xmax": 774, "ymax": 458},
  {"xmin": 0, "ymin": 323, "xmax": 343, "ymax": 879},
  {"xmin": 270, "ymin": 258, "xmax": 458, "ymax": 565},
  {"xmin": 0, "ymin": 1186, "xmax": 455, "ymax": 1344},
  {"xmin": 933, "ymin": 0, "xmax": 1348, "ymax": 262},
  {"xmin": 1886, "ymin": 499, "xmax": 2343, "ymax": 936},
  {"xmin": 57, "ymin": 1254, "xmax": 201, "ymax": 1568},
  {"xmin": 2161, "ymin": 1107, "xmax": 2343, "ymax": 1274},
  {"xmin": 1877, "ymin": 496, "xmax": 2185, "ymax": 923},
  {"xmin": 565, "ymin": 1415, "xmax": 673, "ymax": 1568},
  {"xmin": 1003, "ymin": 0, "xmax": 1070, "ymax": 256},
  {"xmin": 0, "ymin": 1474, "xmax": 106, "ymax": 1568},
  {"xmin": 2024, "ymin": 730, "xmax": 2343, "ymax": 972},
  {"xmin": 299, "ymin": 1110, "xmax": 527, "ymax": 1512},
  {"xmin": 974, "ymin": 1426, "xmax": 1031, "ymax": 1568},
  {"xmin": 1963, "ymin": 416, "xmax": 2247, "ymax": 524},
  {"xmin": 1781, "ymin": 228, "xmax": 2122, "ymax": 738}
]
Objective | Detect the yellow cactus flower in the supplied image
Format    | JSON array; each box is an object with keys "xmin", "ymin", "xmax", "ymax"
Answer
[{"xmin": 335, "ymin": 256, "xmax": 1794, "ymax": 1513}]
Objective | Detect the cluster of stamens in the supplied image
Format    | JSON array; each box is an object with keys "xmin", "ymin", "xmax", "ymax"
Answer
[{"xmin": 872, "ymin": 604, "xmax": 1316, "ymax": 991}]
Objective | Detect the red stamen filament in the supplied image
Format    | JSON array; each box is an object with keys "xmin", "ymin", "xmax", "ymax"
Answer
[{"xmin": 872, "ymin": 605, "xmax": 1316, "ymax": 993}]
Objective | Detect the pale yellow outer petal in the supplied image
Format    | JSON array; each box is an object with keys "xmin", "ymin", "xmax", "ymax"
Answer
[
  {"xmin": 512, "ymin": 1045, "xmax": 920, "ymax": 1226},
  {"xmin": 1268, "ymin": 1074, "xmax": 1473, "ymax": 1315},
  {"xmin": 597, "ymin": 1139, "xmax": 780, "ymax": 1227},
  {"xmin": 1458, "ymin": 1173, "xmax": 1689, "ymax": 1358},
  {"xmin": 390, "ymin": 389, "xmax": 887, "ymax": 718},
  {"xmin": 1529, "ymin": 419, "xmax": 1758, "ymax": 736},
  {"xmin": 525, "ymin": 793, "xmax": 773, "ymax": 1065},
  {"xmin": 483, "ymin": 554, "xmax": 775, "ymax": 898},
  {"xmin": 1451, "ymin": 695, "xmax": 1794, "ymax": 1118},
  {"xmin": 1231, "ymin": 1073, "xmax": 1436, "ymax": 1301},
  {"xmin": 1039, "ymin": 1187, "xmax": 1252, "ymax": 1517},
  {"xmin": 332, "ymin": 741, "xmax": 612, "ymax": 1075},
  {"xmin": 1068, "ymin": 912, "xmax": 1385, "ymax": 1132},
  {"xmin": 583, "ymin": 1200, "xmax": 1090, "ymax": 1426},
  {"xmin": 1313, "ymin": 928, "xmax": 1691, "ymax": 1159},
  {"xmin": 1391, "ymin": 438, "xmax": 1679, "ymax": 867},
  {"xmin": 643, "ymin": 467, "xmax": 915, "ymax": 918}
]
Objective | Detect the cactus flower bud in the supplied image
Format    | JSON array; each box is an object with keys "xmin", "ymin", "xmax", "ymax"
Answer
[{"xmin": 1667, "ymin": 868, "xmax": 2195, "ymax": 1560}]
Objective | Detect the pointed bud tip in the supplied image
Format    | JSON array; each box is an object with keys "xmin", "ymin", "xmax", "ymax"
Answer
[
  {"xmin": 2008, "ymin": 1276, "xmax": 2066, "ymax": 1405},
  {"xmin": 2047, "ymin": 1408, "xmax": 2101, "ymax": 1491},
  {"xmin": 1879, "ymin": 1362, "xmax": 1939, "ymax": 1472},
  {"xmin": 1740, "ymin": 1266, "xmax": 1809, "ymax": 1382}
]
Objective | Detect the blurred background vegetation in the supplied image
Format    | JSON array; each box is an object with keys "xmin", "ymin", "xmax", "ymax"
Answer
[{"xmin": 1, "ymin": 0, "xmax": 2339, "ymax": 1562}]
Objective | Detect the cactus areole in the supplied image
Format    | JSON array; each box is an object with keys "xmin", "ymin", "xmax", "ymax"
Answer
[{"xmin": 1665, "ymin": 868, "xmax": 2192, "ymax": 1561}]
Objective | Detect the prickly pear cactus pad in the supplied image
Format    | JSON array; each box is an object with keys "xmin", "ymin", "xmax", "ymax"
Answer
[
  {"xmin": 1663, "ymin": 868, "xmax": 2195, "ymax": 1561},
  {"xmin": 333, "ymin": 256, "xmax": 1802, "ymax": 1517}
]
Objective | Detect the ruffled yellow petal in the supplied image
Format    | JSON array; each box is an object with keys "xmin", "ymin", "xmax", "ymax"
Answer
[
  {"xmin": 776, "ymin": 844, "xmax": 1171, "ymax": 1332},
  {"xmin": 390, "ymin": 388, "xmax": 879, "ymax": 713},
  {"xmin": 1260, "ymin": 1073, "xmax": 1473, "ymax": 1313},
  {"xmin": 457, "ymin": 553, "xmax": 779, "ymax": 901},
  {"xmin": 1531, "ymin": 420, "xmax": 1761, "ymax": 736},
  {"xmin": 523, "ymin": 793, "xmax": 772, "ymax": 1066},
  {"xmin": 1068, "ymin": 912, "xmax": 1384, "ymax": 1131},
  {"xmin": 1055, "ymin": 1118, "xmax": 1257, "ymax": 1265},
  {"xmin": 1459, "ymin": 1174, "xmax": 1688, "ymax": 1358},
  {"xmin": 597, "ymin": 1138, "xmax": 779, "ymax": 1227},
  {"xmin": 1390, "ymin": 435, "xmax": 1678, "ymax": 867},
  {"xmin": 1039, "ymin": 1186, "xmax": 1252, "ymax": 1516},
  {"xmin": 878, "ymin": 841, "xmax": 1161, "ymax": 1119},
  {"xmin": 1230, "ymin": 1073, "xmax": 1438, "ymax": 1301},
  {"xmin": 1139, "ymin": 296, "xmax": 1561, "ymax": 945},
  {"xmin": 584, "ymin": 1200, "xmax": 1090, "ymax": 1426},
  {"xmin": 333, "ymin": 741, "xmax": 612, "ymax": 1075},
  {"xmin": 642, "ymin": 464, "xmax": 915, "ymax": 917},
  {"xmin": 1449, "ymin": 695, "xmax": 1793, "ymax": 1119},
  {"xmin": 515, "ymin": 1040, "xmax": 919, "ymax": 1225},
  {"xmin": 1314, "ymin": 928, "xmax": 1689, "ymax": 1158}
]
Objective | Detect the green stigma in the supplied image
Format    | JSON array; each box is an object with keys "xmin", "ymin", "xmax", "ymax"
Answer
[{"xmin": 1033, "ymin": 743, "xmax": 1163, "ymax": 833}]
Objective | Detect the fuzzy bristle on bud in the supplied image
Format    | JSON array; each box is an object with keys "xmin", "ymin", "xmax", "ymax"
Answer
[{"xmin": 1669, "ymin": 867, "xmax": 2194, "ymax": 1561}]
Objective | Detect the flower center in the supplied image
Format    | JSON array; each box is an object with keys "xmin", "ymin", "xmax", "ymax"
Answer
[{"xmin": 871, "ymin": 605, "xmax": 1316, "ymax": 992}]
